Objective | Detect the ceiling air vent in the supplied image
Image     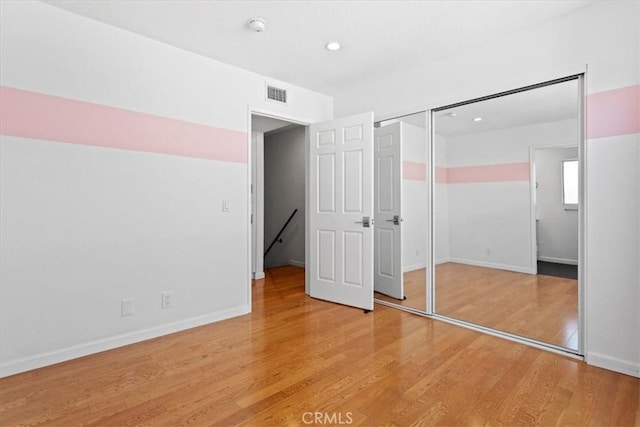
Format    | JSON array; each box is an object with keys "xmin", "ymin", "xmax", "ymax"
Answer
[{"xmin": 266, "ymin": 85, "xmax": 287, "ymax": 104}]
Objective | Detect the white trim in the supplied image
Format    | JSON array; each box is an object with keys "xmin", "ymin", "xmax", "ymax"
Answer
[
  {"xmin": 246, "ymin": 109, "xmax": 254, "ymax": 315},
  {"xmin": 250, "ymin": 130, "xmax": 265, "ymax": 285},
  {"xmin": 529, "ymin": 148, "xmax": 538, "ymax": 275},
  {"xmin": 586, "ymin": 352, "xmax": 640, "ymax": 378},
  {"xmin": 448, "ymin": 258, "xmax": 536, "ymax": 275},
  {"xmin": 0, "ymin": 305, "xmax": 251, "ymax": 378},
  {"xmin": 577, "ymin": 72, "xmax": 587, "ymax": 356},
  {"xmin": 249, "ymin": 109, "xmax": 309, "ymax": 128},
  {"xmin": 537, "ymin": 256, "xmax": 578, "ymax": 266},
  {"xmin": 288, "ymin": 259, "xmax": 305, "ymax": 268},
  {"xmin": 305, "ymin": 126, "xmax": 311, "ymax": 295},
  {"xmin": 426, "ymin": 109, "xmax": 435, "ymax": 315},
  {"xmin": 431, "ymin": 314, "xmax": 583, "ymax": 359},
  {"xmin": 403, "ymin": 262, "xmax": 426, "ymax": 273}
]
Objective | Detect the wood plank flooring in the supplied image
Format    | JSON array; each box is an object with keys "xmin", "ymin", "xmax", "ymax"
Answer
[
  {"xmin": 1, "ymin": 266, "xmax": 637, "ymax": 426},
  {"xmin": 375, "ymin": 263, "xmax": 578, "ymax": 349},
  {"xmin": 435, "ymin": 262, "xmax": 578, "ymax": 349},
  {"xmin": 375, "ymin": 268, "xmax": 427, "ymax": 311}
]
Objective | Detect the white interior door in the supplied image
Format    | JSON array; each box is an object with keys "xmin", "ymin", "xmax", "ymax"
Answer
[
  {"xmin": 309, "ymin": 112, "xmax": 374, "ymax": 310},
  {"xmin": 373, "ymin": 122, "xmax": 403, "ymax": 299}
]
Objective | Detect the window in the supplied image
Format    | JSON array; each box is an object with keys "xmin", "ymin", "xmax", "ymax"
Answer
[{"xmin": 562, "ymin": 159, "xmax": 579, "ymax": 209}]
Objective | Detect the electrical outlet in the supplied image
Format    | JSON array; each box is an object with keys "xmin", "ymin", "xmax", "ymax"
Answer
[
  {"xmin": 161, "ymin": 291, "xmax": 174, "ymax": 309},
  {"xmin": 485, "ymin": 247, "xmax": 491, "ymax": 256},
  {"xmin": 121, "ymin": 298, "xmax": 134, "ymax": 317}
]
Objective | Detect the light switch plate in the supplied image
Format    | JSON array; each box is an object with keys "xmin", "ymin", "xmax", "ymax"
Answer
[{"xmin": 121, "ymin": 298, "xmax": 134, "ymax": 317}]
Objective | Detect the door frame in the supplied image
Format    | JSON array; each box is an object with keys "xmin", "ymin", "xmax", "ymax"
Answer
[
  {"xmin": 247, "ymin": 108, "xmax": 310, "ymax": 301},
  {"xmin": 248, "ymin": 109, "xmax": 377, "ymax": 304},
  {"xmin": 427, "ymin": 73, "xmax": 586, "ymax": 356},
  {"xmin": 529, "ymin": 143, "xmax": 580, "ymax": 277}
]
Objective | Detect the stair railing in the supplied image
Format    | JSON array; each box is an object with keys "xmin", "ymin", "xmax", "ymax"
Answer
[{"xmin": 264, "ymin": 208, "xmax": 298, "ymax": 257}]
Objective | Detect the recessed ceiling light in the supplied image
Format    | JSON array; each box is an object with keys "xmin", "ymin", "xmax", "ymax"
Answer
[
  {"xmin": 473, "ymin": 117, "xmax": 483, "ymax": 122},
  {"xmin": 325, "ymin": 42, "xmax": 341, "ymax": 51},
  {"xmin": 445, "ymin": 112, "xmax": 457, "ymax": 118}
]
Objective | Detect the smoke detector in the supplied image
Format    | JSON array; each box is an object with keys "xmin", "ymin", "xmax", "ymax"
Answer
[{"xmin": 247, "ymin": 18, "xmax": 267, "ymax": 32}]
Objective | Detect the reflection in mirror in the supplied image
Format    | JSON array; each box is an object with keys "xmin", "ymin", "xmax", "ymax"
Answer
[
  {"xmin": 374, "ymin": 111, "xmax": 428, "ymax": 312},
  {"xmin": 433, "ymin": 78, "xmax": 580, "ymax": 351}
]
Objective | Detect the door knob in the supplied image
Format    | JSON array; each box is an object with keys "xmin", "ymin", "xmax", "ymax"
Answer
[
  {"xmin": 354, "ymin": 216, "xmax": 370, "ymax": 228},
  {"xmin": 385, "ymin": 215, "xmax": 401, "ymax": 225}
]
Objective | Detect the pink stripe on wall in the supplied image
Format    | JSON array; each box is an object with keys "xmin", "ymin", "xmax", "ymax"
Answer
[
  {"xmin": 435, "ymin": 166, "xmax": 448, "ymax": 184},
  {"xmin": 446, "ymin": 162, "xmax": 530, "ymax": 184},
  {"xmin": 403, "ymin": 161, "xmax": 426, "ymax": 181},
  {"xmin": 587, "ymin": 84, "xmax": 640, "ymax": 139},
  {"xmin": 0, "ymin": 86, "xmax": 247, "ymax": 163}
]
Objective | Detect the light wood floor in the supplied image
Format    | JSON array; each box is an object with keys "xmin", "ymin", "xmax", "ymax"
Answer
[
  {"xmin": 436, "ymin": 262, "xmax": 578, "ymax": 350},
  {"xmin": 375, "ymin": 263, "xmax": 578, "ymax": 349},
  {"xmin": 1, "ymin": 266, "xmax": 637, "ymax": 426},
  {"xmin": 375, "ymin": 269, "xmax": 427, "ymax": 311}
]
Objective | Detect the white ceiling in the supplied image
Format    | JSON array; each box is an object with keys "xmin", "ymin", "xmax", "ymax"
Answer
[
  {"xmin": 434, "ymin": 78, "xmax": 579, "ymax": 136},
  {"xmin": 44, "ymin": 0, "xmax": 598, "ymax": 98}
]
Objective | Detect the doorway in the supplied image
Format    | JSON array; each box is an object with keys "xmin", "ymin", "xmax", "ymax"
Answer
[
  {"xmin": 250, "ymin": 111, "xmax": 377, "ymax": 311},
  {"xmin": 251, "ymin": 114, "xmax": 306, "ymax": 281},
  {"xmin": 533, "ymin": 146, "xmax": 579, "ymax": 280}
]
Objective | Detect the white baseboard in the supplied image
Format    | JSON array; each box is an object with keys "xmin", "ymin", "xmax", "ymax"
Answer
[
  {"xmin": 0, "ymin": 305, "xmax": 251, "ymax": 378},
  {"xmin": 586, "ymin": 352, "xmax": 640, "ymax": 378},
  {"xmin": 253, "ymin": 271, "xmax": 265, "ymax": 280},
  {"xmin": 403, "ymin": 262, "xmax": 426, "ymax": 273},
  {"xmin": 448, "ymin": 257, "xmax": 536, "ymax": 275},
  {"xmin": 288, "ymin": 259, "xmax": 305, "ymax": 268},
  {"xmin": 537, "ymin": 256, "xmax": 578, "ymax": 266},
  {"xmin": 435, "ymin": 258, "xmax": 449, "ymax": 266}
]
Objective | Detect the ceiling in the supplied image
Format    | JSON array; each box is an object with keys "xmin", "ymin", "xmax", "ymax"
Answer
[
  {"xmin": 44, "ymin": 0, "xmax": 598, "ymax": 98},
  {"xmin": 434, "ymin": 78, "xmax": 579, "ymax": 136}
]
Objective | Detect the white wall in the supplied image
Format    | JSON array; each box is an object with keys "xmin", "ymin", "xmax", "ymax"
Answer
[
  {"xmin": 335, "ymin": 0, "xmax": 639, "ymax": 376},
  {"xmin": 263, "ymin": 126, "xmax": 306, "ymax": 268},
  {"xmin": 401, "ymin": 122, "xmax": 428, "ymax": 271},
  {"xmin": 0, "ymin": 1, "xmax": 332, "ymax": 377},
  {"xmin": 439, "ymin": 119, "xmax": 578, "ymax": 273},
  {"xmin": 444, "ymin": 120, "xmax": 577, "ymax": 167},
  {"xmin": 535, "ymin": 147, "xmax": 579, "ymax": 264}
]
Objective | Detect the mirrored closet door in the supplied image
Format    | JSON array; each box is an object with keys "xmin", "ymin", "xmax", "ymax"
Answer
[
  {"xmin": 432, "ymin": 77, "xmax": 582, "ymax": 352},
  {"xmin": 373, "ymin": 111, "xmax": 428, "ymax": 313}
]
